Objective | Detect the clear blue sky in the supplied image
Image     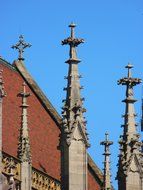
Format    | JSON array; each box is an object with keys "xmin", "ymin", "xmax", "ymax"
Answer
[{"xmin": 1, "ymin": 1, "xmax": 143, "ymax": 189}]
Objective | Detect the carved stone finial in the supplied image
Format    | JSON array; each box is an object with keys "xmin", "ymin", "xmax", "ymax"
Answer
[
  {"xmin": 12, "ymin": 35, "xmax": 31, "ymax": 61},
  {"xmin": 118, "ymin": 64, "xmax": 141, "ymax": 87},
  {"xmin": 101, "ymin": 132, "xmax": 113, "ymax": 190},
  {"xmin": 62, "ymin": 23, "xmax": 84, "ymax": 63},
  {"xmin": 20, "ymin": 82, "xmax": 30, "ymax": 100}
]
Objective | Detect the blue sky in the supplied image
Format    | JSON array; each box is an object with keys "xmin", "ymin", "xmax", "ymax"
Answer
[{"xmin": 1, "ymin": 0, "xmax": 143, "ymax": 189}]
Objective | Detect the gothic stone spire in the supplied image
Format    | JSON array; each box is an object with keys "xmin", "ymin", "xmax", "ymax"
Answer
[
  {"xmin": 61, "ymin": 24, "xmax": 89, "ymax": 190},
  {"xmin": 12, "ymin": 35, "xmax": 31, "ymax": 61},
  {"xmin": 100, "ymin": 133, "xmax": 113, "ymax": 190},
  {"xmin": 117, "ymin": 64, "xmax": 143, "ymax": 190},
  {"xmin": 18, "ymin": 82, "xmax": 31, "ymax": 163},
  {"xmin": 61, "ymin": 23, "xmax": 89, "ymax": 147},
  {"xmin": 18, "ymin": 82, "xmax": 32, "ymax": 190}
]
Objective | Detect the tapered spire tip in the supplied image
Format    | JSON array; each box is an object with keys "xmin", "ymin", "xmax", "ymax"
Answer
[
  {"xmin": 61, "ymin": 24, "xmax": 89, "ymax": 147},
  {"xmin": 105, "ymin": 132, "xmax": 109, "ymax": 142},
  {"xmin": 126, "ymin": 63, "xmax": 133, "ymax": 78}
]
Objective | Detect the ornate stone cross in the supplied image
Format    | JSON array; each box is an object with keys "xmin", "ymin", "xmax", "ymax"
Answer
[{"xmin": 12, "ymin": 35, "xmax": 31, "ymax": 60}]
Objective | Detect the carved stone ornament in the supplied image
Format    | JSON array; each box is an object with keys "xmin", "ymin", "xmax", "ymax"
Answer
[{"xmin": 32, "ymin": 169, "xmax": 61, "ymax": 190}]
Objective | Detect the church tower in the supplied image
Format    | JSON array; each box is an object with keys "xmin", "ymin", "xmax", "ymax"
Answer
[
  {"xmin": 117, "ymin": 64, "xmax": 143, "ymax": 190},
  {"xmin": 61, "ymin": 23, "xmax": 89, "ymax": 190}
]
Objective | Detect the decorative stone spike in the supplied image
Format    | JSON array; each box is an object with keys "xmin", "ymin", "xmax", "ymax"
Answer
[
  {"xmin": 63, "ymin": 87, "xmax": 68, "ymax": 91},
  {"xmin": 81, "ymin": 97, "xmax": 85, "ymax": 101},
  {"xmin": 100, "ymin": 133, "xmax": 113, "ymax": 190},
  {"xmin": 78, "ymin": 74, "xmax": 82, "ymax": 78},
  {"xmin": 117, "ymin": 64, "xmax": 143, "ymax": 190},
  {"xmin": 64, "ymin": 76, "xmax": 68, "ymax": 79},
  {"xmin": 80, "ymin": 86, "xmax": 84, "ymax": 90}
]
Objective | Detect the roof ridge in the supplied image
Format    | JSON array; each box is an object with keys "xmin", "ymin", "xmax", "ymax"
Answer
[{"xmin": 13, "ymin": 60, "xmax": 62, "ymax": 128}]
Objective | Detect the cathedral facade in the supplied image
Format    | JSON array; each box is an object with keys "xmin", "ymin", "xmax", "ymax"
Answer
[{"xmin": 0, "ymin": 24, "xmax": 143, "ymax": 190}]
